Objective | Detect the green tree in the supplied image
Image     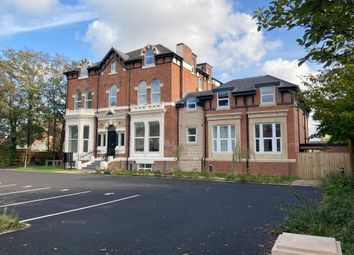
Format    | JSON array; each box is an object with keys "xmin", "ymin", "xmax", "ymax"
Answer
[
  {"xmin": 254, "ymin": 0, "xmax": 354, "ymax": 173},
  {"xmin": 43, "ymin": 54, "xmax": 70, "ymax": 160},
  {"xmin": 0, "ymin": 48, "xmax": 69, "ymax": 165},
  {"xmin": 254, "ymin": 0, "xmax": 354, "ymax": 67}
]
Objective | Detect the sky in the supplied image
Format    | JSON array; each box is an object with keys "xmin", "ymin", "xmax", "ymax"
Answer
[{"xmin": 0, "ymin": 0, "xmax": 319, "ymax": 135}]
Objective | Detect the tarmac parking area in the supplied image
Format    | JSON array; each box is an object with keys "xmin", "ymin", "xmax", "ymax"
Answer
[{"xmin": 0, "ymin": 170, "xmax": 320, "ymax": 255}]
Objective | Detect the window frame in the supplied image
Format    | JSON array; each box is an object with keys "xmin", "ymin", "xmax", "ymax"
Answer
[
  {"xmin": 134, "ymin": 122, "xmax": 145, "ymax": 152},
  {"xmin": 138, "ymin": 164, "xmax": 153, "ymax": 171},
  {"xmin": 116, "ymin": 131, "xmax": 125, "ymax": 149},
  {"xmin": 74, "ymin": 90, "xmax": 82, "ymax": 110},
  {"xmin": 137, "ymin": 81, "xmax": 147, "ymax": 105},
  {"xmin": 198, "ymin": 77, "xmax": 203, "ymax": 91},
  {"xmin": 254, "ymin": 123, "xmax": 282, "ymax": 154},
  {"xmin": 68, "ymin": 125, "xmax": 78, "ymax": 153},
  {"xmin": 151, "ymin": 79, "xmax": 161, "ymax": 104},
  {"xmin": 217, "ymin": 91, "xmax": 230, "ymax": 109},
  {"xmin": 260, "ymin": 86, "xmax": 275, "ymax": 105},
  {"xmin": 108, "ymin": 85, "xmax": 117, "ymax": 107},
  {"xmin": 85, "ymin": 89, "xmax": 92, "ymax": 109},
  {"xmin": 133, "ymin": 120, "xmax": 161, "ymax": 154},
  {"xmin": 83, "ymin": 125, "xmax": 89, "ymax": 153},
  {"xmin": 144, "ymin": 49, "xmax": 155, "ymax": 67},
  {"xmin": 186, "ymin": 96, "xmax": 196, "ymax": 109},
  {"xmin": 187, "ymin": 128, "xmax": 197, "ymax": 144},
  {"xmin": 79, "ymin": 64, "xmax": 88, "ymax": 79},
  {"xmin": 110, "ymin": 62, "xmax": 116, "ymax": 74},
  {"xmin": 212, "ymin": 125, "xmax": 236, "ymax": 153},
  {"xmin": 97, "ymin": 132, "xmax": 107, "ymax": 147}
]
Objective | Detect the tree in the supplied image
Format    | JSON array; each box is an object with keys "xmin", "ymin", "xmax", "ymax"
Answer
[
  {"xmin": 231, "ymin": 144, "xmax": 254, "ymax": 174},
  {"xmin": 43, "ymin": 54, "xmax": 69, "ymax": 160},
  {"xmin": 254, "ymin": 0, "xmax": 354, "ymax": 67},
  {"xmin": 254, "ymin": 0, "xmax": 354, "ymax": 173},
  {"xmin": 0, "ymin": 48, "xmax": 69, "ymax": 165}
]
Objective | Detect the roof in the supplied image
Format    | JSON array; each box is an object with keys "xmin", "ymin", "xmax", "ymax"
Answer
[
  {"xmin": 176, "ymin": 90, "xmax": 214, "ymax": 107},
  {"xmin": 125, "ymin": 44, "xmax": 175, "ymax": 62},
  {"xmin": 219, "ymin": 75, "xmax": 299, "ymax": 95},
  {"xmin": 64, "ymin": 44, "xmax": 176, "ymax": 75}
]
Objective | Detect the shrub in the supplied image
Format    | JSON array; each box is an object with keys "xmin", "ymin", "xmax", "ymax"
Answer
[
  {"xmin": 0, "ymin": 208, "xmax": 25, "ymax": 233},
  {"xmin": 278, "ymin": 173, "xmax": 354, "ymax": 254}
]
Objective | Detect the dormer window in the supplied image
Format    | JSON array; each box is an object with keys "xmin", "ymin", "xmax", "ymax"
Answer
[
  {"xmin": 144, "ymin": 49, "xmax": 155, "ymax": 66},
  {"xmin": 217, "ymin": 91, "xmax": 229, "ymax": 108},
  {"xmin": 187, "ymin": 96, "xmax": 196, "ymax": 109},
  {"xmin": 110, "ymin": 62, "xmax": 116, "ymax": 74},
  {"xmin": 80, "ymin": 64, "xmax": 88, "ymax": 78},
  {"xmin": 261, "ymin": 86, "xmax": 275, "ymax": 104}
]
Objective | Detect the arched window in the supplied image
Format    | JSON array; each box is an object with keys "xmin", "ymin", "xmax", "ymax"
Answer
[
  {"xmin": 187, "ymin": 96, "xmax": 196, "ymax": 109},
  {"xmin": 144, "ymin": 49, "xmax": 155, "ymax": 66},
  {"xmin": 151, "ymin": 79, "xmax": 160, "ymax": 104},
  {"xmin": 80, "ymin": 64, "xmax": 88, "ymax": 78},
  {"xmin": 85, "ymin": 89, "xmax": 92, "ymax": 109},
  {"xmin": 137, "ymin": 81, "xmax": 147, "ymax": 105},
  {"xmin": 74, "ymin": 90, "xmax": 82, "ymax": 110},
  {"xmin": 109, "ymin": 85, "xmax": 117, "ymax": 107}
]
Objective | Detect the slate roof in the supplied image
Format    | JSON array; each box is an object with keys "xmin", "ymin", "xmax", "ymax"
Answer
[
  {"xmin": 125, "ymin": 44, "xmax": 175, "ymax": 62},
  {"xmin": 219, "ymin": 75, "xmax": 299, "ymax": 95}
]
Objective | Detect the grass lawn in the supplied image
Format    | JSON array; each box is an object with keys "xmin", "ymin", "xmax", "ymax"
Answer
[{"xmin": 14, "ymin": 165, "xmax": 66, "ymax": 172}]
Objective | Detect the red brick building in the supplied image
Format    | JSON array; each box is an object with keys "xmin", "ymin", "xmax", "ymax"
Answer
[{"xmin": 64, "ymin": 43, "xmax": 308, "ymax": 175}]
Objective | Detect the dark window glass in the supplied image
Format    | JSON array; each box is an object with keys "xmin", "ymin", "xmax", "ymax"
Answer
[
  {"xmin": 264, "ymin": 139, "xmax": 272, "ymax": 152},
  {"xmin": 276, "ymin": 124, "xmax": 281, "ymax": 137},
  {"xmin": 263, "ymin": 124, "xmax": 273, "ymax": 137}
]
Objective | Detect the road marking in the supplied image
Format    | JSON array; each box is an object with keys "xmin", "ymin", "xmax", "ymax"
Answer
[
  {"xmin": 22, "ymin": 185, "xmax": 33, "ymax": 188},
  {"xmin": 0, "ymin": 184, "xmax": 16, "ymax": 188},
  {"xmin": 20, "ymin": 194, "xmax": 140, "ymax": 223},
  {"xmin": 60, "ymin": 189, "xmax": 69, "ymax": 192},
  {"xmin": 0, "ymin": 191, "xmax": 91, "ymax": 208},
  {"xmin": 0, "ymin": 187, "xmax": 51, "ymax": 196},
  {"xmin": 104, "ymin": 192, "xmax": 114, "ymax": 196}
]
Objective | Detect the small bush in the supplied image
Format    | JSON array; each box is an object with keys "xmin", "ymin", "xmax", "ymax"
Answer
[
  {"xmin": 278, "ymin": 173, "xmax": 354, "ymax": 254},
  {"xmin": 0, "ymin": 208, "xmax": 25, "ymax": 233}
]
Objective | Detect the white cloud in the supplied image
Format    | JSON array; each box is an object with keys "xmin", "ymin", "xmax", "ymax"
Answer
[
  {"xmin": 261, "ymin": 57, "xmax": 312, "ymax": 86},
  {"xmin": 83, "ymin": 20, "xmax": 119, "ymax": 56},
  {"xmin": 80, "ymin": 0, "xmax": 281, "ymax": 79},
  {"xmin": 0, "ymin": 2, "xmax": 95, "ymax": 37}
]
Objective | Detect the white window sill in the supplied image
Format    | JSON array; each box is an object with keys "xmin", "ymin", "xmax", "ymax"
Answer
[
  {"xmin": 78, "ymin": 76, "xmax": 88, "ymax": 80},
  {"xmin": 108, "ymin": 72, "xmax": 117, "ymax": 75},
  {"xmin": 216, "ymin": 106, "xmax": 230, "ymax": 110},
  {"xmin": 260, "ymin": 103, "xmax": 276, "ymax": 107},
  {"xmin": 255, "ymin": 151, "xmax": 282, "ymax": 155},
  {"xmin": 186, "ymin": 142, "xmax": 198, "ymax": 145},
  {"xmin": 142, "ymin": 64, "xmax": 155, "ymax": 69}
]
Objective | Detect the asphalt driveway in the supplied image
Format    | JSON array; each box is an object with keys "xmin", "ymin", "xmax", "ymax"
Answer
[{"xmin": 0, "ymin": 170, "xmax": 320, "ymax": 255}]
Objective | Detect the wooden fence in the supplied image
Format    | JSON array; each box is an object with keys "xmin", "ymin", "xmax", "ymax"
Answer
[{"xmin": 297, "ymin": 152, "xmax": 351, "ymax": 179}]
